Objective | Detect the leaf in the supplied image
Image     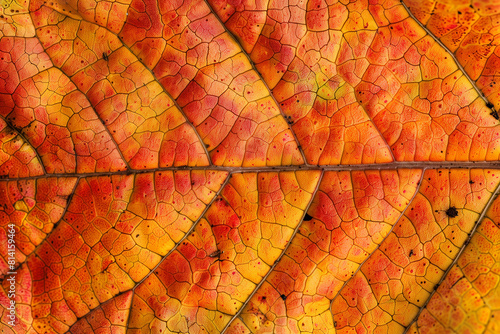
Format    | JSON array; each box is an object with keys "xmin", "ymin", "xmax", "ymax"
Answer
[{"xmin": 1, "ymin": 0, "xmax": 500, "ymax": 333}]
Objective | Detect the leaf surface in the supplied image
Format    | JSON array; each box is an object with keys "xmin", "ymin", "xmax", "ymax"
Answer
[
  {"xmin": 403, "ymin": 0, "xmax": 500, "ymax": 111},
  {"xmin": 1, "ymin": 0, "xmax": 500, "ymax": 333}
]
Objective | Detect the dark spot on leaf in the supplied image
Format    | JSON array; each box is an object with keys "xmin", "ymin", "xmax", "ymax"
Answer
[
  {"xmin": 446, "ymin": 207, "xmax": 458, "ymax": 218},
  {"xmin": 303, "ymin": 213, "xmax": 313, "ymax": 221}
]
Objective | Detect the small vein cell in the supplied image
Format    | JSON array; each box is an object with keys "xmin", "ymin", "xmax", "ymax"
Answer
[{"xmin": 249, "ymin": 1, "xmax": 395, "ymax": 165}]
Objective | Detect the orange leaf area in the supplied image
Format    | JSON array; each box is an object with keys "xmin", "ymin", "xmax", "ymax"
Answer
[
  {"xmin": 209, "ymin": 0, "xmax": 500, "ymax": 163},
  {"xmin": 128, "ymin": 171, "xmax": 320, "ymax": 333},
  {"xmin": 404, "ymin": 0, "xmax": 500, "ymax": 111},
  {"xmin": 0, "ymin": 170, "xmax": 227, "ymax": 333},
  {"xmin": 120, "ymin": 0, "xmax": 304, "ymax": 166},
  {"xmin": 0, "ymin": 118, "xmax": 44, "ymax": 177},
  {"xmin": 408, "ymin": 190, "xmax": 500, "ymax": 334}
]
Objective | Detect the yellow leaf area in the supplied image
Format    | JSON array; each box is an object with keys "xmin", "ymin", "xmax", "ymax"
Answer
[
  {"xmin": 408, "ymin": 186, "xmax": 500, "ymax": 334},
  {"xmin": 330, "ymin": 169, "xmax": 500, "ymax": 333},
  {"xmin": 128, "ymin": 171, "xmax": 320, "ymax": 333},
  {"xmin": 0, "ymin": 170, "xmax": 228, "ymax": 333},
  {"xmin": 403, "ymin": 0, "xmax": 500, "ymax": 111}
]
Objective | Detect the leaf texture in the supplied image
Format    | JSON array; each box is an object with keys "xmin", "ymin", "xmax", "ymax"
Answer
[
  {"xmin": 1, "ymin": 0, "xmax": 500, "ymax": 333},
  {"xmin": 403, "ymin": 0, "xmax": 500, "ymax": 111}
]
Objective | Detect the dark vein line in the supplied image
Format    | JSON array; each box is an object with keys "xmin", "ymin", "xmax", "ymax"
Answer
[
  {"xmin": 30, "ymin": 12, "xmax": 133, "ymax": 172},
  {"xmin": 124, "ymin": 171, "xmax": 232, "ymax": 330},
  {"xmin": 221, "ymin": 170, "xmax": 325, "ymax": 333},
  {"xmin": 69, "ymin": 289, "xmax": 134, "ymax": 330},
  {"xmin": 0, "ymin": 115, "xmax": 47, "ymax": 175},
  {"xmin": 348, "ymin": 80, "xmax": 398, "ymax": 162},
  {"xmin": 328, "ymin": 168, "xmax": 426, "ymax": 317},
  {"xmin": 401, "ymin": 0, "xmax": 436, "ymax": 26},
  {"xmin": 130, "ymin": 172, "xmax": 232, "ymax": 288},
  {"xmin": 2, "ymin": 161, "xmax": 500, "ymax": 182},
  {"xmin": 35, "ymin": 4, "xmax": 212, "ymax": 167},
  {"xmin": 400, "ymin": 0, "xmax": 498, "ymax": 114},
  {"xmin": 201, "ymin": 0, "xmax": 309, "ymax": 165},
  {"xmin": 403, "ymin": 173, "xmax": 500, "ymax": 333},
  {"xmin": 66, "ymin": 88, "xmax": 132, "ymax": 172},
  {"xmin": 11, "ymin": 2, "xmax": 500, "ymax": 332},
  {"xmin": 115, "ymin": 20, "xmax": 213, "ymax": 165}
]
